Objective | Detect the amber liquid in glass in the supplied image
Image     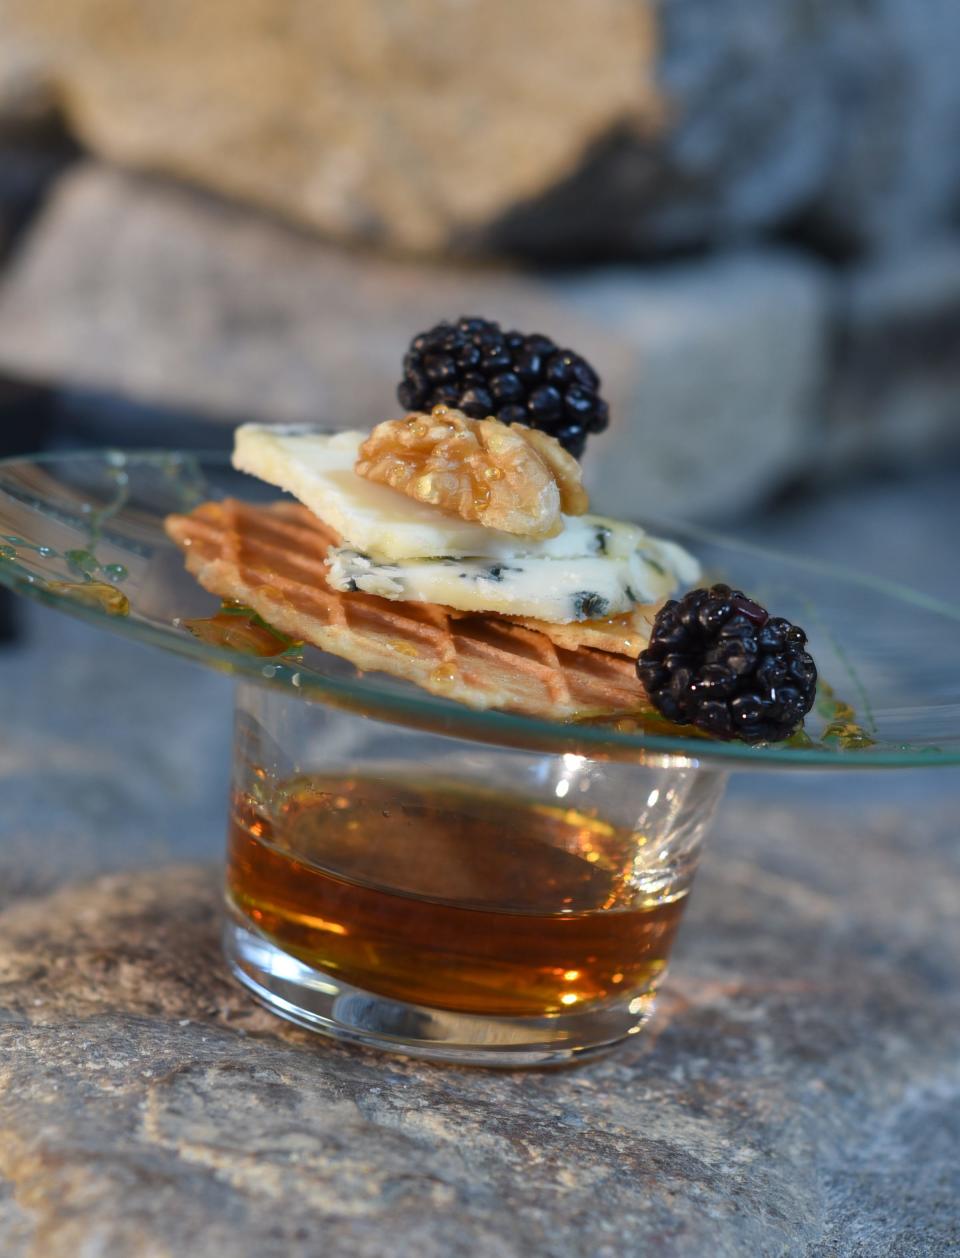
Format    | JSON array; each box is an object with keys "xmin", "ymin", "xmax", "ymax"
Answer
[{"xmin": 227, "ymin": 775, "xmax": 687, "ymax": 1018}]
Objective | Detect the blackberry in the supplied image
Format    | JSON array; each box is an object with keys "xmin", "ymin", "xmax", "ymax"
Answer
[
  {"xmin": 397, "ymin": 316, "xmax": 609, "ymax": 458},
  {"xmin": 636, "ymin": 584, "xmax": 817, "ymax": 744}
]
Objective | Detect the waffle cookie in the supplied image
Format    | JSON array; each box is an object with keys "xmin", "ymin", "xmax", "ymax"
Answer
[{"xmin": 164, "ymin": 499, "xmax": 654, "ymax": 721}]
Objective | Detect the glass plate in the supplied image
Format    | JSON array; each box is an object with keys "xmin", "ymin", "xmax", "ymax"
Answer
[{"xmin": 0, "ymin": 448, "xmax": 957, "ymax": 769}]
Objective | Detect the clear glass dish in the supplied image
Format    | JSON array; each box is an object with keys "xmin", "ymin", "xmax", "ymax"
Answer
[
  {"xmin": 0, "ymin": 448, "xmax": 957, "ymax": 770},
  {"xmin": 1, "ymin": 447, "xmax": 957, "ymax": 1063}
]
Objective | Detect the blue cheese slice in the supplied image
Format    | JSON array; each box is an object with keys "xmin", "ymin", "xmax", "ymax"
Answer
[
  {"xmin": 233, "ymin": 423, "xmax": 647, "ymax": 563},
  {"xmin": 326, "ymin": 543, "xmax": 694, "ymax": 624}
]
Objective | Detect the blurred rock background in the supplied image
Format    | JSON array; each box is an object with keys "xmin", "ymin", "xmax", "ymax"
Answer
[{"xmin": 0, "ymin": 0, "xmax": 957, "ymax": 513}]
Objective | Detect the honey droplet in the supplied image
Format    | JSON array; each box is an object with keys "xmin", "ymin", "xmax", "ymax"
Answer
[
  {"xmin": 429, "ymin": 664, "xmax": 458, "ymax": 689},
  {"xmin": 182, "ymin": 604, "xmax": 299, "ymax": 656},
  {"xmin": 47, "ymin": 580, "xmax": 130, "ymax": 617},
  {"xmin": 389, "ymin": 639, "xmax": 420, "ymax": 659}
]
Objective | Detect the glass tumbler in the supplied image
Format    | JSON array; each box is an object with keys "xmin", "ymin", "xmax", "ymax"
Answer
[{"xmin": 223, "ymin": 681, "xmax": 727, "ymax": 1065}]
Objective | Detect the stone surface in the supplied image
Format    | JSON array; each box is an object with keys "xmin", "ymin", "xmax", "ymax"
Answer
[
  {"xmin": 0, "ymin": 165, "xmax": 829, "ymax": 520},
  {"xmin": 827, "ymin": 239, "xmax": 960, "ymax": 470},
  {"xmin": 0, "ymin": 0, "xmax": 659, "ymax": 257},
  {"xmin": 2, "ymin": 1, "xmax": 959, "ymax": 257},
  {"xmin": 1, "ymin": 808, "xmax": 959, "ymax": 1257},
  {"xmin": 2, "ymin": 471, "xmax": 960, "ymax": 1254}
]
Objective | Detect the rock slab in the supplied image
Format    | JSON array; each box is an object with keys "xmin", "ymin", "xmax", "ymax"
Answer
[{"xmin": 1, "ymin": 795, "xmax": 959, "ymax": 1256}]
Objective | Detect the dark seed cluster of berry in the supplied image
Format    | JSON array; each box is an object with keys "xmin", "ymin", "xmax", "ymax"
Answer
[
  {"xmin": 397, "ymin": 316, "xmax": 609, "ymax": 458},
  {"xmin": 636, "ymin": 584, "xmax": 818, "ymax": 744}
]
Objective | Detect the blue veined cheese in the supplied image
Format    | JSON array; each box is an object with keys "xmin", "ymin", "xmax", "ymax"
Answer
[
  {"xmin": 233, "ymin": 423, "xmax": 648, "ymax": 563},
  {"xmin": 325, "ymin": 542, "xmax": 698, "ymax": 624}
]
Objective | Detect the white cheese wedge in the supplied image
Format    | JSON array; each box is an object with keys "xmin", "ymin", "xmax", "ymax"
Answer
[
  {"xmin": 326, "ymin": 543, "xmax": 691, "ymax": 623},
  {"xmin": 233, "ymin": 422, "xmax": 701, "ymax": 622},
  {"xmin": 233, "ymin": 424, "xmax": 646, "ymax": 563}
]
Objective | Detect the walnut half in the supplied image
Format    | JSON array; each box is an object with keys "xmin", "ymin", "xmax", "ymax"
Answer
[{"xmin": 355, "ymin": 407, "xmax": 589, "ymax": 538}]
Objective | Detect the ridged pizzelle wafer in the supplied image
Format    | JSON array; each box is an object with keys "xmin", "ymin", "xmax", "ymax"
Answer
[{"xmin": 165, "ymin": 499, "xmax": 652, "ymax": 721}]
